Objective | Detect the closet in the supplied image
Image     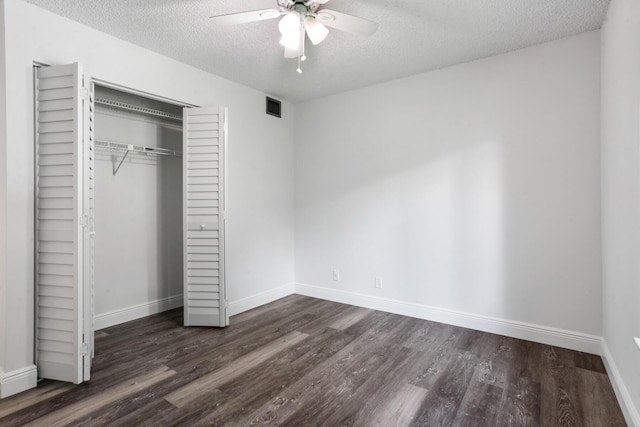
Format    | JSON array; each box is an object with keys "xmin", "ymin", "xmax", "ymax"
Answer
[
  {"xmin": 34, "ymin": 63, "xmax": 227, "ymax": 385},
  {"xmin": 93, "ymin": 86, "xmax": 183, "ymax": 324}
]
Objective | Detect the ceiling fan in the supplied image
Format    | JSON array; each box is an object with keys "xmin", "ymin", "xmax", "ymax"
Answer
[{"xmin": 210, "ymin": 0, "xmax": 378, "ymax": 73}]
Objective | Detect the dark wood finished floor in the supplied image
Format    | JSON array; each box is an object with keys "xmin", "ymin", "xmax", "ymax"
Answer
[{"xmin": 0, "ymin": 295, "xmax": 626, "ymax": 426}]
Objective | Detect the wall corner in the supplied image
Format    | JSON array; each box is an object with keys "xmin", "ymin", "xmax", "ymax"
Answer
[{"xmin": 601, "ymin": 339, "xmax": 640, "ymax": 426}]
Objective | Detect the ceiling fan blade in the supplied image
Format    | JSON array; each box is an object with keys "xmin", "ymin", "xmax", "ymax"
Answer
[
  {"xmin": 314, "ymin": 9, "xmax": 378, "ymax": 36},
  {"xmin": 210, "ymin": 8, "xmax": 282, "ymax": 26},
  {"xmin": 284, "ymin": 47, "xmax": 299, "ymax": 58}
]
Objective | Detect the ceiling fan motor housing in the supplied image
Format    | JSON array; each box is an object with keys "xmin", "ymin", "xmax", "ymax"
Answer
[{"xmin": 280, "ymin": 0, "xmax": 322, "ymax": 15}]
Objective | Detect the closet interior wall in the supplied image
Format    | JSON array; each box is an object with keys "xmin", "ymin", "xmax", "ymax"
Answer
[{"xmin": 94, "ymin": 86, "xmax": 183, "ymax": 324}]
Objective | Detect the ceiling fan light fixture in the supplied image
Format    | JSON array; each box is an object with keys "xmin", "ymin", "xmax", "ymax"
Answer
[
  {"xmin": 284, "ymin": 47, "xmax": 299, "ymax": 58},
  {"xmin": 279, "ymin": 34, "xmax": 299, "ymax": 50},
  {"xmin": 304, "ymin": 19, "xmax": 328, "ymax": 45},
  {"xmin": 278, "ymin": 11, "xmax": 301, "ymax": 37}
]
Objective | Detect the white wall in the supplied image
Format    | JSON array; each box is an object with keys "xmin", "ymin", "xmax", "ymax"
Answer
[
  {"xmin": 93, "ymin": 107, "xmax": 183, "ymax": 320},
  {"xmin": 0, "ymin": 0, "xmax": 295, "ymax": 397},
  {"xmin": 0, "ymin": 0, "xmax": 7, "ymax": 386},
  {"xmin": 295, "ymin": 32, "xmax": 602, "ymax": 345},
  {"xmin": 600, "ymin": 0, "xmax": 640, "ymax": 423}
]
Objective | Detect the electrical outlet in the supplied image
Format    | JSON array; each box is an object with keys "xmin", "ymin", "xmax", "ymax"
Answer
[
  {"xmin": 374, "ymin": 276, "xmax": 383, "ymax": 289},
  {"xmin": 333, "ymin": 269, "xmax": 340, "ymax": 281}
]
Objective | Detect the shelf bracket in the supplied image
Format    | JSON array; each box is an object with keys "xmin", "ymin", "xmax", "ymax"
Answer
[{"xmin": 112, "ymin": 145, "xmax": 133, "ymax": 176}]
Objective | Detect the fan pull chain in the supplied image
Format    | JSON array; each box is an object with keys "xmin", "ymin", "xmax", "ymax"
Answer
[
  {"xmin": 296, "ymin": 14, "xmax": 305, "ymax": 74},
  {"xmin": 301, "ymin": 22, "xmax": 307, "ymax": 61}
]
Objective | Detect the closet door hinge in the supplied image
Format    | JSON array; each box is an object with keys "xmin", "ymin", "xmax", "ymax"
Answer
[
  {"xmin": 80, "ymin": 88, "xmax": 89, "ymax": 101},
  {"xmin": 80, "ymin": 215, "xmax": 89, "ymax": 227},
  {"xmin": 80, "ymin": 342, "xmax": 89, "ymax": 357}
]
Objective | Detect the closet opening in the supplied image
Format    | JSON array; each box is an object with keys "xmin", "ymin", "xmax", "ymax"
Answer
[
  {"xmin": 93, "ymin": 84, "xmax": 184, "ymax": 329},
  {"xmin": 35, "ymin": 62, "xmax": 228, "ymax": 384}
]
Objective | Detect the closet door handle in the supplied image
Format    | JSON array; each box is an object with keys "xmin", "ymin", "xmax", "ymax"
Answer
[{"xmin": 200, "ymin": 224, "xmax": 206, "ymax": 230}]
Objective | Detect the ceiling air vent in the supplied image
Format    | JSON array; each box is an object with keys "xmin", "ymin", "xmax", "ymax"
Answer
[{"xmin": 266, "ymin": 97, "xmax": 281, "ymax": 118}]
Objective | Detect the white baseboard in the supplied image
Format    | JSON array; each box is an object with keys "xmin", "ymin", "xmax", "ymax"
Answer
[
  {"xmin": 94, "ymin": 294, "xmax": 184, "ymax": 330},
  {"xmin": 294, "ymin": 283, "xmax": 602, "ymax": 355},
  {"xmin": 228, "ymin": 283, "xmax": 295, "ymax": 316},
  {"xmin": 94, "ymin": 284, "xmax": 297, "ymax": 330},
  {"xmin": 601, "ymin": 340, "xmax": 640, "ymax": 427},
  {"xmin": 0, "ymin": 365, "xmax": 37, "ymax": 399}
]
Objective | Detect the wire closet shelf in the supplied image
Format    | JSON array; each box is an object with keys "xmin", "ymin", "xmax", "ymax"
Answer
[
  {"xmin": 94, "ymin": 96, "xmax": 183, "ymax": 175},
  {"xmin": 94, "ymin": 97, "xmax": 183, "ymax": 122},
  {"xmin": 95, "ymin": 140, "xmax": 182, "ymax": 176}
]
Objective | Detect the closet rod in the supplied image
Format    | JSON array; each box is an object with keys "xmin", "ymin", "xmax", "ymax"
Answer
[{"xmin": 95, "ymin": 97, "xmax": 183, "ymax": 121}]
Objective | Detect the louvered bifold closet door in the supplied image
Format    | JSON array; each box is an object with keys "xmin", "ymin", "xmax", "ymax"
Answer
[
  {"xmin": 35, "ymin": 63, "xmax": 85, "ymax": 384},
  {"xmin": 183, "ymin": 107, "xmax": 227, "ymax": 327},
  {"xmin": 82, "ymin": 82, "xmax": 96, "ymax": 379}
]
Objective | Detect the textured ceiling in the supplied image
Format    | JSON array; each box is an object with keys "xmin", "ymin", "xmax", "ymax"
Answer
[{"xmin": 24, "ymin": 0, "xmax": 610, "ymax": 103}]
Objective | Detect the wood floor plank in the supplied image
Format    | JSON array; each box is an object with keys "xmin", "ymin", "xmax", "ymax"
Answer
[
  {"xmin": 217, "ymin": 328, "xmax": 352, "ymax": 398},
  {"xmin": 22, "ymin": 366, "xmax": 176, "ymax": 427},
  {"xmin": 495, "ymin": 375, "xmax": 540, "ymax": 426},
  {"xmin": 165, "ymin": 298, "xmax": 331, "ymax": 372},
  {"xmin": 409, "ymin": 324, "xmax": 467, "ymax": 390},
  {"xmin": 171, "ymin": 329, "xmax": 356, "ymax": 426},
  {"xmin": 0, "ymin": 295, "xmax": 626, "ymax": 427},
  {"xmin": 0, "ymin": 381, "xmax": 73, "ymax": 419},
  {"xmin": 104, "ymin": 398, "xmax": 186, "ymax": 427},
  {"xmin": 165, "ymin": 330, "xmax": 309, "ymax": 408},
  {"xmin": 574, "ymin": 367, "xmax": 627, "ymax": 426},
  {"xmin": 229, "ymin": 294, "xmax": 305, "ymax": 324},
  {"xmin": 452, "ymin": 381, "xmax": 503, "ymax": 427},
  {"xmin": 286, "ymin": 318, "xmax": 427, "ymax": 426},
  {"xmin": 535, "ymin": 345, "xmax": 583, "ymax": 426},
  {"xmin": 474, "ymin": 337, "xmax": 512, "ymax": 388},
  {"xmin": 410, "ymin": 349, "xmax": 481, "ymax": 426},
  {"xmin": 78, "ymin": 387, "xmax": 231, "ymax": 427},
  {"xmin": 573, "ymin": 351, "xmax": 607, "ymax": 374},
  {"xmin": 295, "ymin": 300, "xmax": 362, "ymax": 336},
  {"xmin": 322, "ymin": 347, "xmax": 430, "ymax": 426},
  {"xmin": 92, "ymin": 308, "xmax": 182, "ymax": 350},
  {"xmin": 491, "ymin": 338, "xmax": 540, "ymax": 426},
  {"xmin": 403, "ymin": 320, "xmax": 439, "ymax": 351},
  {"xmin": 98, "ymin": 296, "xmax": 303, "ymax": 368},
  {"xmin": 328, "ymin": 306, "xmax": 374, "ymax": 330},
  {"xmin": 243, "ymin": 315, "xmax": 422, "ymax": 426},
  {"xmin": 70, "ymin": 361, "xmax": 235, "ymax": 426},
  {"xmin": 364, "ymin": 383, "xmax": 430, "ymax": 427}
]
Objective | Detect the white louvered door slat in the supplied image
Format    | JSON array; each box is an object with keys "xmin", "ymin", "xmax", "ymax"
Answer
[
  {"xmin": 183, "ymin": 107, "xmax": 227, "ymax": 327},
  {"xmin": 35, "ymin": 63, "xmax": 91, "ymax": 384}
]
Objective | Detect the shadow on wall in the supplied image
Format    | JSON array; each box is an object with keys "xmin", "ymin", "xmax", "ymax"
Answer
[
  {"xmin": 297, "ymin": 137, "xmax": 508, "ymax": 316},
  {"xmin": 295, "ymin": 89, "xmax": 600, "ymax": 335},
  {"xmin": 156, "ymin": 123, "xmax": 183, "ymax": 303}
]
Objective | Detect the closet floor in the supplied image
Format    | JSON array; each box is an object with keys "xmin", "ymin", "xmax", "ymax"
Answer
[{"xmin": 0, "ymin": 295, "xmax": 626, "ymax": 426}]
